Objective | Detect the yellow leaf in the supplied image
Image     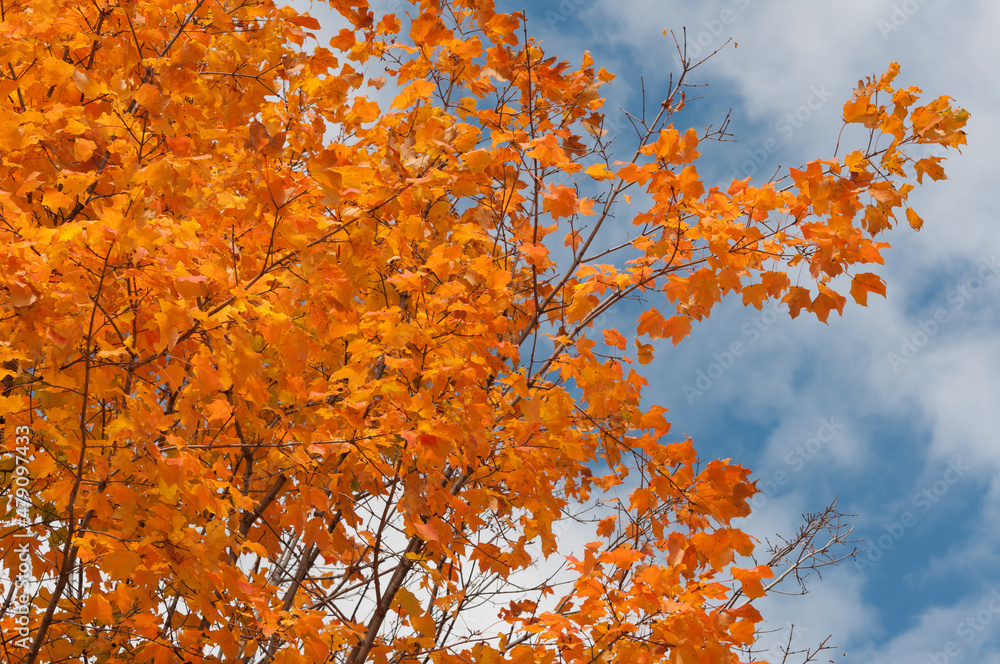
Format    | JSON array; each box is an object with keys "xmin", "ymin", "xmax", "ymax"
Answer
[
  {"xmin": 464, "ymin": 149, "xmax": 493, "ymax": 174},
  {"xmin": 391, "ymin": 79, "xmax": 436, "ymax": 110},
  {"xmin": 353, "ymin": 98, "xmax": 380, "ymax": 123},
  {"xmin": 74, "ymin": 138, "xmax": 97, "ymax": 161},
  {"xmin": 42, "ymin": 56, "xmax": 76, "ymax": 81},
  {"xmin": 393, "ymin": 587, "xmax": 423, "ymax": 617},
  {"xmin": 96, "ymin": 347, "xmax": 130, "ymax": 361},
  {"xmin": 42, "ymin": 189, "xmax": 74, "ymax": 211},
  {"xmin": 72, "ymin": 70, "xmax": 108, "ymax": 97},
  {"xmin": 8, "ymin": 280, "xmax": 39, "ymax": 308},
  {"xmin": 584, "ymin": 163, "xmax": 615, "ymax": 180},
  {"xmin": 844, "ymin": 150, "xmax": 866, "ymax": 173}
]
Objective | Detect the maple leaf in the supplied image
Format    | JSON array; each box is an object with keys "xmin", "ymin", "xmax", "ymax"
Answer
[
  {"xmin": 850, "ymin": 273, "xmax": 887, "ymax": 306},
  {"xmin": 81, "ymin": 595, "xmax": 114, "ymax": 625},
  {"xmin": 914, "ymin": 156, "xmax": 947, "ymax": 184},
  {"xmin": 543, "ymin": 184, "xmax": 581, "ymax": 219},
  {"xmin": 731, "ymin": 566, "xmax": 775, "ymax": 599}
]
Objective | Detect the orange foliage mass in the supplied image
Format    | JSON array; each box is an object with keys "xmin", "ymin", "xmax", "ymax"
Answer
[{"xmin": 0, "ymin": 0, "xmax": 966, "ymax": 663}]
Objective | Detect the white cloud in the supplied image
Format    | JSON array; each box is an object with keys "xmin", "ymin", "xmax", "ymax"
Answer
[{"xmin": 852, "ymin": 587, "xmax": 1000, "ymax": 664}]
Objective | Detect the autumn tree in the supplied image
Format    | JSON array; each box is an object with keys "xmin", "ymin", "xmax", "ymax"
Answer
[{"xmin": 0, "ymin": 0, "xmax": 967, "ymax": 663}]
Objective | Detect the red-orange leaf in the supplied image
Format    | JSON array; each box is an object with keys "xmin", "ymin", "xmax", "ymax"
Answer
[{"xmin": 850, "ymin": 273, "xmax": 887, "ymax": 306}]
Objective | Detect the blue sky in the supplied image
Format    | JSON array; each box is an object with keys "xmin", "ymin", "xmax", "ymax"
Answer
[
  {"xmin": 297, "ymin": 1, "xmax": 999, "ymax": 662},
  {"xmin": 497, "ymin": 2, "xmax": 998, "ymax": 663}
]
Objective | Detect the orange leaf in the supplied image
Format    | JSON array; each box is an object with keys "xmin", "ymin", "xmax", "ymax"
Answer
[
  {"xmin": 662, "ymin": 316, "xmax": 692, "ymax": 345},
  {"xmin": 636, "ymin": 340, "xmax": 654, "ymax": 365},
  {"xmin": 74, "ymin": 138, "xmax": 97, "ymax": 161},
  {"xmin": 391, "ymin": 79, "xmax": 436, "ymax": 110},
  {"xmin": 464, "ymin": 149, "xmax": 493, "ymax": 174},
  {"xmin": 914, "ymin": 156, "xmax": 946, "ymax": 184},
  {"xmin": 603, "ymin": 328, "xmax": 627, "ymax": 350},
  {"xmin": 850, "ymin": 273, "xmax": 886, "ymax": 306},
  {"xmin": 811, "ymin": 287, "xmax": 847, "ymax": 323},
  {"xmin": 288, "ymin": 14, "xmax": 321, "ymax": 30},
  {"xmin": 784, "ymin": 287, "xmax": 812, "ymax": 319},
  {"xmin": 542, "ymin": 185, "xmax": 580, "ymax": 219},
  {"xmin": 616, "ymin": 162, "xmax": 653, "ymax": 185},
  {"xmin": 731, "ymin": 565, "xmax": 773, "ymax": 599},
  {"xmin": 596, "ymin": 516, "xmax": 617, "ymax": 537},
  {"xmin": 414, "ymin": 521, "xmax": 440, "ymax": 542},
  {"xmin": 81, "ymin": 595, "xmax": 113, "ymax": 625}
]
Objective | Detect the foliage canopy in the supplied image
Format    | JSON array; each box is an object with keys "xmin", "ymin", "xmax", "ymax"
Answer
[{"xmin": 0, "ymin": 0, "xmax": 967, "ymax": 663}]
